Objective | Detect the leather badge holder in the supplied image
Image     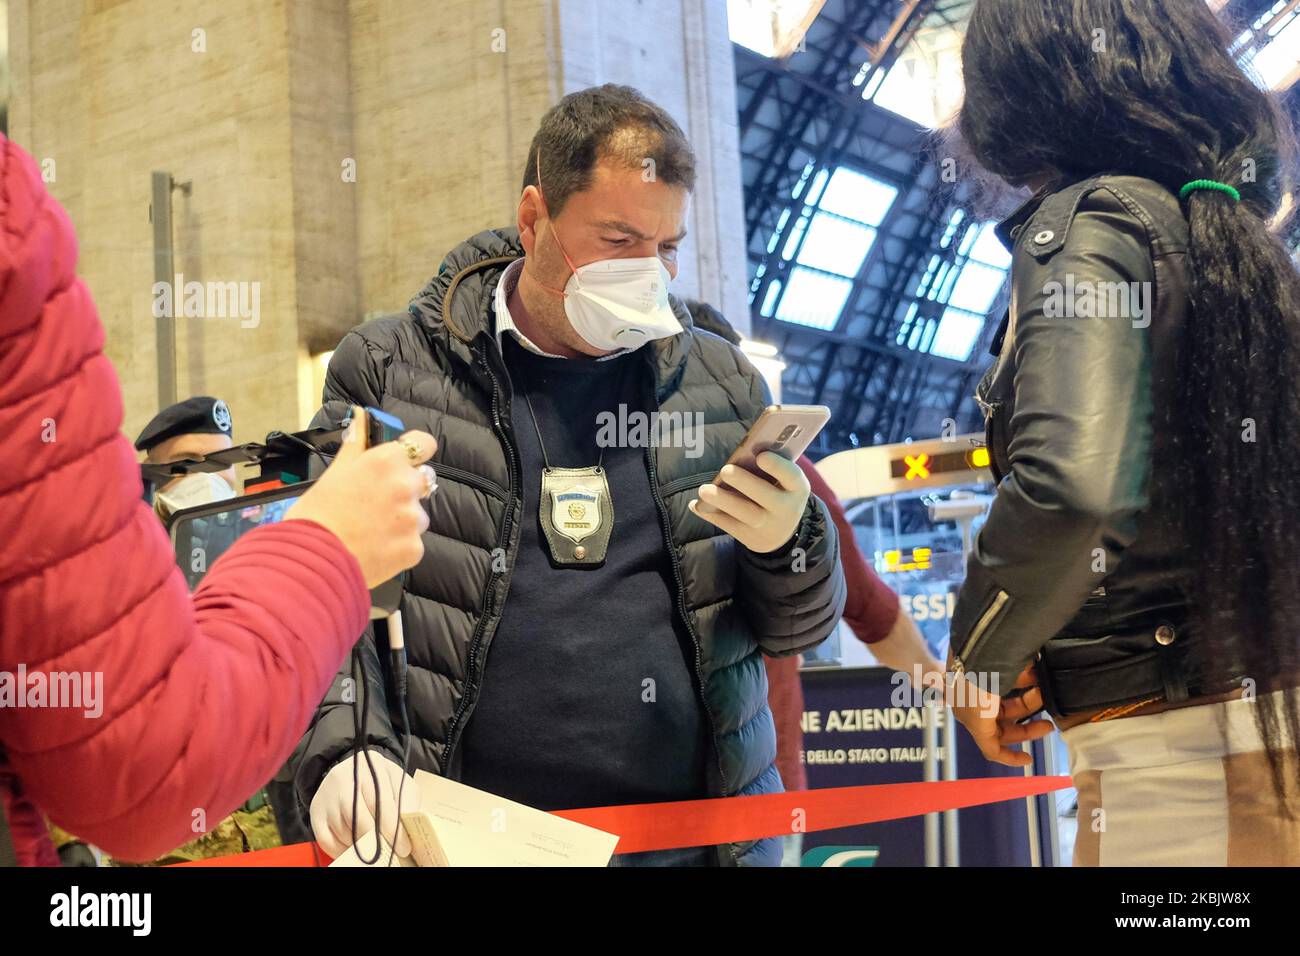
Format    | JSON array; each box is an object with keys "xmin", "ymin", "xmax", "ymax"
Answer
[{"xmin": 538, "ymin": 466, "xmax": 613, "ymax": 567}]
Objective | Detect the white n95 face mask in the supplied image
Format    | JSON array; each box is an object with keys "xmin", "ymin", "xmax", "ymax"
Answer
[
  {"xmin": 560, "ymin": 255, "xmax": 681, "ymax": 351},
  {"xmin": 153, "ymin": 472, "xmax": 234, "ymax": 519},
  {"xmin": 529, "ymin": 150, "xmax": 683, "ymax": 352}
]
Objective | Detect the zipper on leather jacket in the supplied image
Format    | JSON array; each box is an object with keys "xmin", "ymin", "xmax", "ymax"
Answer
[
  {"xmin": 440, "ymin": 355, "xmax": 519, "ymax": 775},
  {"xmin": 953, "ymin": 589, "xmax": 1009, "ymax": 674}
]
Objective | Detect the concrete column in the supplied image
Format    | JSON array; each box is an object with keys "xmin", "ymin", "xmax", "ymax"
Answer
[
  {"xmin": 346, "ymin": 0, "xmax": 560, "ymax": 320},
  {"xmin": 554, "ymin": 0, "xmax": 753, "ymax": 334}
]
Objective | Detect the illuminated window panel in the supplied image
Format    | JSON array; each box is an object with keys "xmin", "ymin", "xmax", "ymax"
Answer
[
  {"xmin": 790, "ymin": 163, "xmax": 815, "ymax": 200},
  {"xmin": 934, "ymin": 261, "xmax": 958, "ymax": 302},
  {"xmin": 1246, "ymin": 11, "xmax": 1300, "ymax": 91},
  {"xmin": 817, "ymin": 167, "xmax": 899, "ymax": 226},
  {"xmin": 939, "ymin": 208, "xmax": 967, "ymax": 249},
  {"xmin": 899, "ymin": 218, "xmax": 1009, "ymax": 361},
  {"xmin": 794, "ymin": 213, "xmax": 877, "ymax": 277},
  {"xmin": 906, "ymin": 315, "xmax": 937, "ymax": 352},
  {"xmin": 781, "ymin": 215, "xmax": 810, "ymax": 260},
  {"xmin": 947, "ymin": 260, "xmax": 1008, "ymax": 315},
  {"xmin": 774, "ymin": 266, "xmax": 853, "ymax": 331},
  {"xmin": 916, "ymin": 255, "xmax": 941, "ymax": 296},
  {"xmin": 930, "ymin": 307, "xmax": 985, "ymax": 362},
  {"xmin": 804, "ymin": 169, "xmax": 830, "ymax": 207},
  {"xmin": 968, "ymin": 221, "xmax": 1012, "ymax": 269},
  {"xmin": 727, "ymin": 0, "xmax": 825, "ymax": 59},
  {"xmin": 867, "ymin": 17, "xmax": 967, "ymax": 128},
  {"xmin": 759, "ymin": 279, "xmax": 783, "ymax": 317},
  {"xmin": 896, "ymin": 301, "xmax": 921, "ymax": 347}
]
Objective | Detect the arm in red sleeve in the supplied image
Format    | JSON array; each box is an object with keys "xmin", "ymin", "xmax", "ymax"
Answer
[
  {"xmin": 0, "ymin": 134, "xmax": 370, "ymax": 861},
  {"xmin": 797, "ymin": 455, "xmax": 901, "ymax": 644},
  {"xmin": 763, "ymin": 655, "xmax": 807, "ymax": 792}
]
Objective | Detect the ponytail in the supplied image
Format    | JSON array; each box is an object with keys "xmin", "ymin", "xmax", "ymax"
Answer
[{"xmin": 1175, "ymin": 184, "xmax": 1300, "ymax": 802}]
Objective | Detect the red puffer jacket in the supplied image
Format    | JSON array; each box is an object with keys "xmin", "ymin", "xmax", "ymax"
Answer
[{"xmin": 0, "ymin": 134, "xmax": 370, "ymax": 864}]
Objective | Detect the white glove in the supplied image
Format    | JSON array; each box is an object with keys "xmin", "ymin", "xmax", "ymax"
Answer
[
  {"xmin": 310, "ymin": 753, "xmax": 416, "ymax": 859},
  {"xmin": 689, "ymin": 452, "xmax": 811, "ymax": 554}
]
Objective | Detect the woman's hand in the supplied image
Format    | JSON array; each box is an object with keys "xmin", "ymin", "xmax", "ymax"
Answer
[
  {"xmin": 287, "ymin": 407, "xmax": 436, "ymax": 587},
  {"xmin": 948, "ymin": 665, "xmax": 1054, "ymax": 767}
]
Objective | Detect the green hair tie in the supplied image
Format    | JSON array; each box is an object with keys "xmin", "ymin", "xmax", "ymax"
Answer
[{"xmin": 1180, "ymin": 179, "xmax": 1241, "ymax": 202}]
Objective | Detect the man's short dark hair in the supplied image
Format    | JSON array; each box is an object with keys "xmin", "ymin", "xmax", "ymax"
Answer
[{"xmin": 522, "ymin": 84, "xmax": 697, "ymax": 216}]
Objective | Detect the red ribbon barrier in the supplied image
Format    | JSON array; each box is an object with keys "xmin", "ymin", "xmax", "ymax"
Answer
[
  {"xmin": 176, "ymin": 774, "xmax": 1071, "ymax": 866},
  {"xmin": 176, "ymin": 841, "xmax": 329, "ymax": 867},
  {"xmin": 554, "ymin": 774, "xmax": 1072, "ymax": 854}
]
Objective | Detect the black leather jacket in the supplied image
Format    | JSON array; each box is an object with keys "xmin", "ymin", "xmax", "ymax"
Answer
[{"xmin": 949, "ymin": 174, "xmax": 1243, "ymax": 717}]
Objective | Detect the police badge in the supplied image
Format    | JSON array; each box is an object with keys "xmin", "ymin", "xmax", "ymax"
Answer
[{"xmin": 539, "ymin": 465, "xmax": 614, "ymax": 566}]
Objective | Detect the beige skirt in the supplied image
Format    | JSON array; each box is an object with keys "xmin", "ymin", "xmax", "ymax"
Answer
[{"xmin": 1063, "ymin": 689, "xmax": 1300, "ymax": 866}]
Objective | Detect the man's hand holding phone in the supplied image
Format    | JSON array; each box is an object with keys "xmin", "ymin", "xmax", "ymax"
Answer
[{"xmin": 689, "ymin": 452, "xmax": 810, "ymax": 554}]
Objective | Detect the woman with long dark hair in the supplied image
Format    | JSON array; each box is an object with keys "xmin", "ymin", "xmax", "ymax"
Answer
[{"xmin": 948, "ymin": 0, "xmax": 1300, "ymax": 865}]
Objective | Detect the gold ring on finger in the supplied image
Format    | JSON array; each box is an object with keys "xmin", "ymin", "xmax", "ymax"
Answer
[{"xmin": 398, "ymin": 436, "xmax": 424, "ymax": 466}]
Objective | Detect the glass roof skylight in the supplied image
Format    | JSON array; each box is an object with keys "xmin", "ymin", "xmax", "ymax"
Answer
[
  {"xmin": 774, "ymin": 268, "xmax": 853, "ymax": 331},
  {"xmin": 764, "ymin": 166, "xmax": 900, "ymax": 330},
  {"xmin": 930, "ymin": 221, "xmax": 1009, "ymax": 362},
  {"xmin": 896, "ymin": 221, "xmax": 1009, "ymax": 363},
  {"xmin": 727, "ymin": 0, "xmax": 824, "ymax": 59},
  {"xmin": 1242, "ymin": 2, "xmax": 1300, "ymax": 91}
]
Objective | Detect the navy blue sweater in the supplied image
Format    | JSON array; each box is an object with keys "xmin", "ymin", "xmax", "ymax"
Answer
[{"xmin": 459, "ymin": 335, "xmax": 710, "ymax": 824}]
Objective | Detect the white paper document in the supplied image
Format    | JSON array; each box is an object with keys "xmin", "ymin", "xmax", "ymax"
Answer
[
  {"xmin": 332, "ymin": 770, "xmax": 620, "ymax": 867},
  {"xmin": 403, "ymin": 771, "xmax": 619, "ymax": 866}
]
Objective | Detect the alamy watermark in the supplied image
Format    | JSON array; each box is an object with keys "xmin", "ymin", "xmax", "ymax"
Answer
[
  {"xmin": 1042, "ymin": 274, "xmax": 1151, "ymax": 328},
  {"xmin": 890, "ymin": 665, "xmax": 1001, "ymax": 717},
  {"xmin": 0, "ymin": 664, "xmax": 103, "ymax": 718},
  {"xmin": 152, "ymin": 273, "xmax": 261, "ymax": 328},
  {"xmin": 595, "ymin": 404, "xmax": 705, "ymax": 458},
  {"xmin": 50, "ymin": 887, "xmax": 150, "ymax": 936}
]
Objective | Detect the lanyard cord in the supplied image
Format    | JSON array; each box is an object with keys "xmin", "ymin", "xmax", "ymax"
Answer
[{"xmin": 518, "ymin": 378, "xmax": 606, "ymax": 473}]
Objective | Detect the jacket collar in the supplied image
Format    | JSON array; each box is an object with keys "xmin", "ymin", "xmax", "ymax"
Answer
[
  {"xmin": 408, "ymin": 226, "xmax": 523, "ymax": 345},
  {"xmin": 994, "ymin": 172, "xmax": 1120, "ymax": 253},
  {"xmin": 988, "ymin": 185, "xmax": 1056, "ymax": 359},
  {"xmin": 994, "ymin": 186, "xmax": 1053, "ymax": 252}
]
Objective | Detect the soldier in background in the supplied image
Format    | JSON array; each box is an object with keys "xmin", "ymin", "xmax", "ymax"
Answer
[
  {"xmin": 137, "ymin": 396, "xmax": 239, "ymax": 515},
  {"xmin": 137, "ymin": 396, "xmax": 240, "ymax": 588}
]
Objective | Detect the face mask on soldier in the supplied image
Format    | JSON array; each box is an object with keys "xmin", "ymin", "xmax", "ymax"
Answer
[{"xmin": 152, "ymin": 472, "xmax": 235, "ymax": 520}]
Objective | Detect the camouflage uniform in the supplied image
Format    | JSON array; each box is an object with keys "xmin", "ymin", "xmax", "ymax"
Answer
[
  {"xmin": 110, "ymin": 789, "xmax": 283, "ymax": 866},
  {"xmin": 50, "ymin": 789, "xmax": 284, "ymax": 866}
]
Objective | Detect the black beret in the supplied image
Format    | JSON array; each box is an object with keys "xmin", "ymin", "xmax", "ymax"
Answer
[{"xmin": 134, "ymin": 396, "xmax": 233, "ymax": 452}]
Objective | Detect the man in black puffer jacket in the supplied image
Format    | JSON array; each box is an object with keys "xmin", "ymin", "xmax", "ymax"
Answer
[{"xmin": 282, "ymin": 85, "xmax": 846, "ymax": 867}]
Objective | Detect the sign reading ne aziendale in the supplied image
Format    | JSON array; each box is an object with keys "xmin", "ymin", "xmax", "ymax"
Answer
[
  {"xmin": 798, "ymin": 668, "xmax": 1038, "ymax": 866},
  {"xmin": 800, "ymin": 705, "xmax": 946, "ymax": 767}
]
